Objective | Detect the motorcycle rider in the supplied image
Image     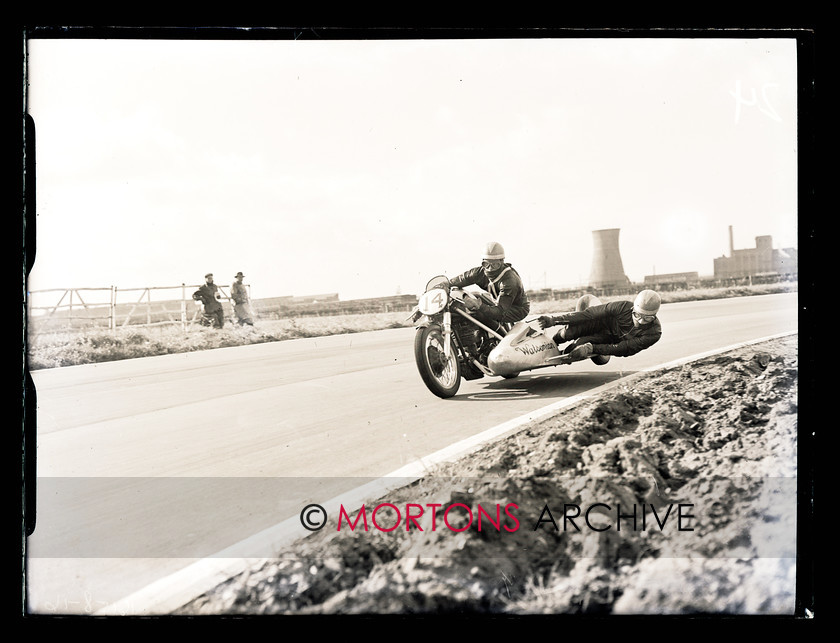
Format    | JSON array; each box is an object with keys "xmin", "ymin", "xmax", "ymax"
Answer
[
  {"xmin": 537, "ymin": 289, "xmax": 662, "ymax": 361},
  {"xmin": 449, "ymin": 242, "xmax": 530, "ymax": 361}
]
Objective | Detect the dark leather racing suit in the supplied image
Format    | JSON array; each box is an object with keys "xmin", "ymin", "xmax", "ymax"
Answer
[
  {"xmin": 450, "ymin": 263, "xmax": 530, "ymax": 327},
  {"xmin": 552, "ymin": 300, "xmax": 661, "ymax": 356}
]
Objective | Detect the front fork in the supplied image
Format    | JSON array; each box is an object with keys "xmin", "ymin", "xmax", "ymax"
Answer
[{"xmin": 442, "ymin": 311, "xmax": 453, "ymax": 359}]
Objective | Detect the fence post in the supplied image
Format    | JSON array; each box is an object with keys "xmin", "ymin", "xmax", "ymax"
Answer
[
  {"xmin": 181, "ymin": 283, "xmax": 187, "ymax": 331},
  {"xmin": 110, "ymin": 286, "xmax": 116, "ymax": 331}
]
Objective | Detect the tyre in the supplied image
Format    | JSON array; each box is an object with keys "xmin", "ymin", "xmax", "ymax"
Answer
[{"xmin": 414, "ymin": 324, "xmax": 461, "ymax": 398}]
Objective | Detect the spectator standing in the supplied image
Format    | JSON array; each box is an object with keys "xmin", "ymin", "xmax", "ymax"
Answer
[{"xmin": 231, "ymin": 271, "xmax": 254, "ymax": 326}]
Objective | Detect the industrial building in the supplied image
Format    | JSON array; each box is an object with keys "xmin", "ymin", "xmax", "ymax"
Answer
[
  {"xmin": 589, "ymin": 228, "xmax": 631, "ymax": 288},
  {"xmin": 713, "ymin": 226, "xmax": 798, "ymax": 280},
  {"xmin": 588, "ymin": 225, "xmax": 797, "ymax": 291},
  {"xmin": 643, "ymin": 271, "xmax": 700, "ymax": 290}
]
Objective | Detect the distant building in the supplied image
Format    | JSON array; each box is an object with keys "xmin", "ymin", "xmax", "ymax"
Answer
[
  {"xmin": 253, "ymin": 292, "xmax": 417, "ymax": 318},
  {"xmin": 275, "ymin": 294, "xmax": 340, "ymax": 306},
  {"xmin": 643, "ymin": 271, "xmax": 700, "ymax": 288},
  {"xmin": 713, "ymin": 226, "xmax": 798, "ymax": 279}
]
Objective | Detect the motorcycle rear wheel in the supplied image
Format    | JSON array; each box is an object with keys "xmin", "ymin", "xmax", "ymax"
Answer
[{"xmin": 414, "ymin": 324, "xmax": 461, "ymax": 398}]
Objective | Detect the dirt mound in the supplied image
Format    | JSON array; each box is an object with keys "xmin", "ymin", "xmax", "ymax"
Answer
[{"xmin": 177, "ymin": 335, "xmax": 800, "ymax": 615}]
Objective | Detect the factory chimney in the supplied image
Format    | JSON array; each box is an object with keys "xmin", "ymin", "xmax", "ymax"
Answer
[
  {"xmin": 729, "ymin": 225, "xmax": 734, "ymax": 255},
  {"xmin": 589, "ymin": 228, "xmax": 631, "ymax": 288}
]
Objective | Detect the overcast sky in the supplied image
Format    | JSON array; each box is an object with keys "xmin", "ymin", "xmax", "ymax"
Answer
[{"xmin": 25, "ymin": 35, "xmax": 799, "ymax": 303}]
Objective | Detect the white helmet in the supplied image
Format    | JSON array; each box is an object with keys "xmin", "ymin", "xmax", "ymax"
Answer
[
  {"xmin": 633, "ymin": 290, "xmax": 661, "ymax": 316},
  {"xmin": 482, "ymin": 241, "xmax": 505, "ymax": 261}
]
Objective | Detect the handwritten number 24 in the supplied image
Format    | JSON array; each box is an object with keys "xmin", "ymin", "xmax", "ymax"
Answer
[{"xmin": 730, "ymin": 81, "xmax": 782, "ymax": 123}]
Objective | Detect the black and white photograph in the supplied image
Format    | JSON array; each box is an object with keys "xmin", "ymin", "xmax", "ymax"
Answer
[{"xmin": 21, "ymin": 27, "xmax": 813, "ymax": 618}]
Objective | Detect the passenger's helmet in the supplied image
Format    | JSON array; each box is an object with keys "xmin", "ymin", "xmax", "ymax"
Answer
[
  {"xmin": 482, "ymin": 242, "xmax": 505, "ymax": 261},
  {"xmin": 633, "ymin": 290, "xmax": 661, "ymax": 316}
]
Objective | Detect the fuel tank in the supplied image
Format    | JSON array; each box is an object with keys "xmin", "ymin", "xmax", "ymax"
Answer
[{"xmin": 486, "ymin": 321, "xmax": 561, "ymax": 376}]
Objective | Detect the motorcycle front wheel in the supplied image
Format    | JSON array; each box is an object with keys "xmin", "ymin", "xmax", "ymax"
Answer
[{"xmin": 414, "ymin": 324, "xmax": 461, "ymax": 398}]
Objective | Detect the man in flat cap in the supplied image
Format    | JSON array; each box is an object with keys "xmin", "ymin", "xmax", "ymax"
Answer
[
  {"xmin": 231, "ymin": 271, "xmax": 254, "ymax": 326},
  {"xmin": 192, "ymin": 273, "xmax": 225, "ymax": 328}
]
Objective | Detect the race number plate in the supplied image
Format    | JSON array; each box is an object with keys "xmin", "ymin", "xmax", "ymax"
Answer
[{"xmin": 418, "ymin": 288, "xmax": 448, "ymax": 315}]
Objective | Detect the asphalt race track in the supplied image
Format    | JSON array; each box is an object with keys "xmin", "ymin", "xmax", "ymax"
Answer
[{"xmin": 24, "ymin": 293, "xmax": 798, "ymax": 615}]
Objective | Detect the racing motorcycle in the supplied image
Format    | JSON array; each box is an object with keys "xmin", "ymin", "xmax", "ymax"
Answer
[{"xmin": 409, "ymin": 275, "xmax": 610, "ymax": 399}]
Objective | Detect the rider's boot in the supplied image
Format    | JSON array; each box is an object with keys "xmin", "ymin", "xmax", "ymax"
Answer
[{"xmin": 476, "ymin": 332, "xmax": 499, "ymax": 365}]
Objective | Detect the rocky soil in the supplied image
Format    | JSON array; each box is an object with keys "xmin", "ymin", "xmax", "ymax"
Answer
[{"xmin": 177, "ymin": 334, "xmax": 802, "ymax": 616}]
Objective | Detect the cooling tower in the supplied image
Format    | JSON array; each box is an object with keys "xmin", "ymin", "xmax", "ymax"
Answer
[{"xmin": 589, "ymin": 228, "xmax": 631, "ymax": 288}]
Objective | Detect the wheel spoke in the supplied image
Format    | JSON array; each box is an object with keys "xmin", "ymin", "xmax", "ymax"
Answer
[{"xmin": 427, "ymin": 332, "xmax": 456, "ymax": 386}]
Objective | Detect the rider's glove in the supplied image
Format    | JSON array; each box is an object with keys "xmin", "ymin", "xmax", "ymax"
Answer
[
  {"xmin": 569, "ymin": 342, "xmax": 594, "ymax": 360},
  {"xmin": 465, "ymin": 297, "xmax": 482, "ymax": 312},
  {"xmin": 537, "ymin": 315, "xmax": 555, "ymax": 329}
]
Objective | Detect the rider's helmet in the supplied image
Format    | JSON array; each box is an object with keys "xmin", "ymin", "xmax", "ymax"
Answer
[
  {"xmin": 481, "ymin": 242, "xmax": 506, "ymax": 277},
  {"xmin": 633, "ymin": 290, "xmax": 661, "ymax": 322},
  {"xmin": 482, "ymin": 242, "xmax": 505, "ymax": 261}
]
